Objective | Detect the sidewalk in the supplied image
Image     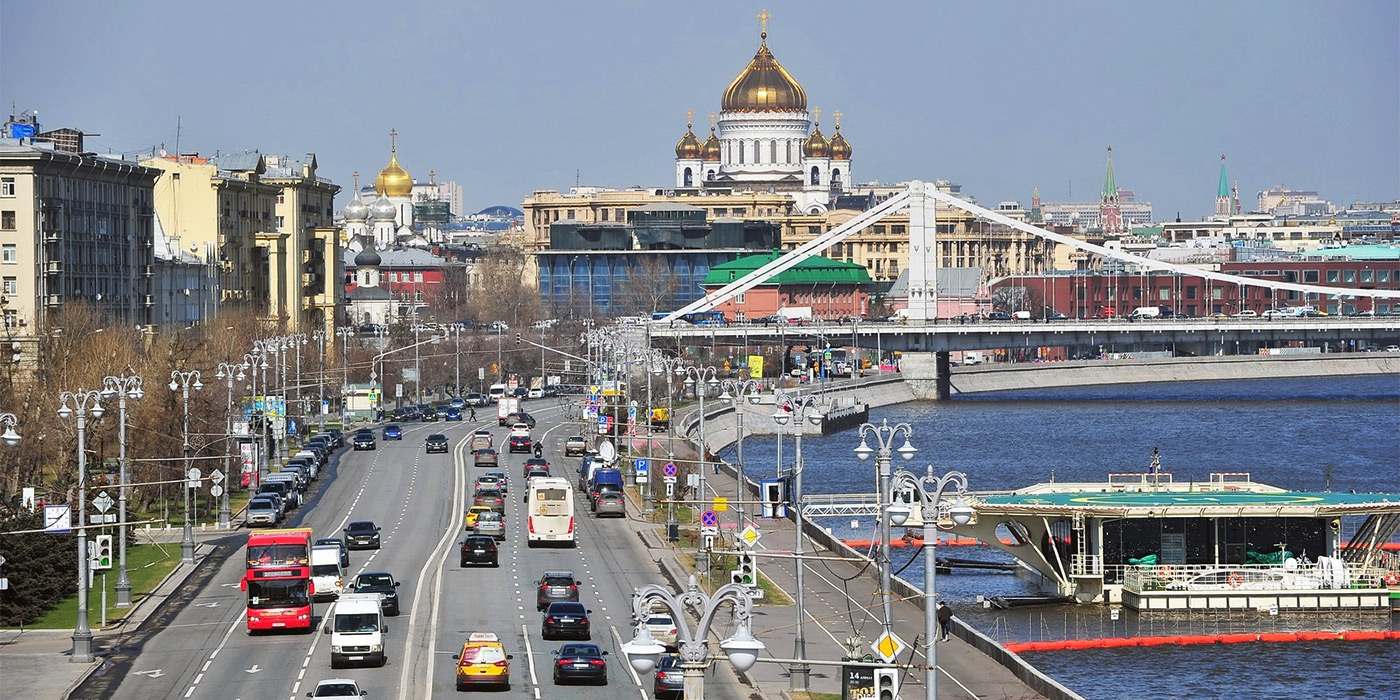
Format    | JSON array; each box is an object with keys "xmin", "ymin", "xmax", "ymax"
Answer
[{"xmin": 0, "ymin": 529, "xmax": 225, "ymax": 700}]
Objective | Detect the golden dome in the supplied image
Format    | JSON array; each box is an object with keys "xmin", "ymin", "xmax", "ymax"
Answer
[
  {"xmin": 701, "ymin": 125, "xmax": 721, "ymax": 162},
  {"xmin": 802, "ymin": 120, "xmax": 829, "ymax": 158},
  {"xmin": 675, "ymin": 121, "xmax": 702, "ymax": 159},
  {"xmin": 829, "ymin": 124, "xmax": 851, "ymax": 160},
  {"xmin": 373, "ymin": 129, "xmax": 413, "ymax": 197},
  {"xmin": 721, "ymin": 32, "xmax": 807, "ymax": 113}
]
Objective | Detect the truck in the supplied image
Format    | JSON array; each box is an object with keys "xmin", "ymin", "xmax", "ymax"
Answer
[
  {"xmin": 778, "ymin": 306, "xmax": 813, "ymax": 323},
  {"xmin": 310, "ymin": 544, "xmax": 345, "ymax": 601},
  {"xmin": 961, "ymin": 351, "xmax": 985, "ymax": 366},
  {"xmin": 497, "ymin": 396, "xmax": 520, "ymax": 425},
  {"xmin": 327, "ymin": 592, "xmax": 387, "ymax": 668},
  {"xmin": 648, "ymin": 407, "xmax": 669, "ymax": 431}
]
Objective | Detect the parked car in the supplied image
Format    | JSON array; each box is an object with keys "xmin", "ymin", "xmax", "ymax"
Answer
[
  {"xmin": 551, "ymin": 642, "xmax": 608, "ymax": 685},
  {"xmin": 541, "ymin": 601, "xmax": 591, "ymax": 640},
  {"xmin": 426, "ymin": 433, "xmax": 450, "ymax": 453},
  {"xmin": 536, "ymin": 571, "xmax": 581, "ymax": 610},
  {"xmin": 460, "ymin": 535, "xmax": 499, "ymax": 567}
]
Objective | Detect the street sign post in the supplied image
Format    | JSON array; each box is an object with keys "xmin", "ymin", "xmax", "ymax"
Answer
[
  {"xmin": 700, "ymin": 509, "xmax": 719, "ymax": 537},
  {"xmin": 634, "ymin": 458, "xmax": 649, "ymax": 484},
  {"xmin": 187, "ymin": 467, "xmax": 202, "ymax": 490},
  {"xmin": 872, "ymin": 631, "xmax": 906, "ymax": 663}
]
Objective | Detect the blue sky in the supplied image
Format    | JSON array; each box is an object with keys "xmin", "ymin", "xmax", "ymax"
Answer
[{"xmin": 3, "ymin": 1, "xmax": 1396, "ymax": 219}]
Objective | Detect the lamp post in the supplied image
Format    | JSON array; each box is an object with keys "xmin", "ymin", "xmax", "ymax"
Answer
[
  {"xmin": 681, "ymin": 365, "xmax": 719, "ymax": 564},
  {"xmin": 170, "ymin": 369, "xmax": 203, "ymax": 564},
  {"xmin": 57, "ymin": 389, "xmax": 103, "ymax": 663},
  {"xmin": 854, "ymin": 418, "xmax": 918, "ymax": 647},
  {"xmin": 621, "ymin": 574, "xmax": 766, "ymax": 700},
  {"xmin": 445, "ymin": 322, "xmax": 465, "ymax": 400},
  {"xmin": 311, "ymin": 329, "xmax": 328, "ymax": 434},
  {"xmin": 335, "ymin": 326, "xmax": 354, "ymax": 426},
  {"xmin": 100, "ymin": 374, "xmax": 143, "ymax": 606},
  {"xmin": 887, "ymin": 467, "xmax": 974, "ymax": 700},
  {"xmin": 288, "ymin": 332, "xmax": 307, "ymax": 447},
  {"xmin": 373, "ymin": 325, "xmax": 390, "ymax": 416},
  {"xmin": 718, "ymin": 378, "xmax": 763, "ymax": 531},
  {"xmin": 213, "ymin": 362, "xmax": 246, "ymax": 529},
  {"xmin": 772, "ymin": 390, "xmax": 824, "ymax": 691}
]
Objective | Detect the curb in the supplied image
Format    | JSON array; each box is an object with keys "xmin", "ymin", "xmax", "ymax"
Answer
[{"xmin": 98, "ymin": 542, "xmax": 212, "ymax": 635}]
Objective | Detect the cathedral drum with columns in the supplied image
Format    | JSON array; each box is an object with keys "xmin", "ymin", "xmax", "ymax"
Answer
[{"xmin": 674, "ymin": 12, "xmax": 853, "ymax": 214}]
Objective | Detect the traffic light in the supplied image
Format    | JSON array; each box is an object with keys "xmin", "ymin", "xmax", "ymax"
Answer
[
  {"xmin": 10, "ymin": 341, "xmax": 20, "ymax": 363},
  {"xmin": 93, "ymin": 534, "xmax": 113, "ymax": 570},
  {"xmin": 874, "ymin": 668, "xmax": 899, "ymax": 700},
  {"xmin": 731, "ymin": 549, "xmax": 757, "ymax": 587},
  {"xmin": 515, "ymin": 332, "xmax": 522, "ymax": 346}
]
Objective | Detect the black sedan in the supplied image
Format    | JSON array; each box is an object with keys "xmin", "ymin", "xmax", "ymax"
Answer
[
  {"xmin": 343, "ymin": 521, "xmax": 381, "ymax": 550},
  {"xmin": 541, "ymin": 601, "xmax": 591, "ymax": 640},
  {"xmin": 426, "ymin": 434, "xmax": 449, "ymax": 453},
  {"xmin": 460, "ymin": 535, "xmax": 498, "ymax": 567},
  {"xmin": 351, "ymin": 571, "xmax": 401, "ymax": 616},
  {"xmin": 551, "ymin": 642, "xmax": 608, "ymax": 685}
]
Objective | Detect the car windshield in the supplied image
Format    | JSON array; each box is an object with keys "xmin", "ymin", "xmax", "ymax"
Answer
[
  {"xmin": 247, "ymin": 579, "xmax": 310, "ymax": 608},
  {"xmin": 647, "ymin": 615, "xmax": 673, "ymax": 625},
  {"xmin": 356, "ymin": 574, "xmax": 394, "ymax": 588},
  {"xmin": 246, "ymin": 544, "xmax": 307, "ymax": 567},
  {"xmin": 466, "ymin": 538, "xmax": 494, "ymax": 548},
  {"xmin": 346, "ymin": 522, "xmax": 376, "ymax": 533},
  {"xmin": 312, "ymin": 564, "xmax": 339, "ymax": 576},
  {"xmin": 549, "ymin": 602, "xmax": 586, "ymax": 614},
  {"xmin": 560, "ymin": 644, "xmax": 599, "ymax": 656},
  {"xmin": 313, "ymin": 682, "xmax": 360, "ymax": 696},
  {"xmin": 334, "ymin": 612, "xmax": 380, "ymax": 633},
  {"xmin": 478, "ymin": 511, "xmax": 501, "ymax": 522},
  {"xmin": 460, "ymin": 645, "xmax": 505, "ymax": 664}
]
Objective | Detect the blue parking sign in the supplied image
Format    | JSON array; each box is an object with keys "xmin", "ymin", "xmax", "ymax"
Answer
[{"xmin": 634, "ymin": 458, "xmax": 649, "ymax": 474}]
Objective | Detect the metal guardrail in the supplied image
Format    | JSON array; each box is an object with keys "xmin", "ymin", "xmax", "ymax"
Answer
[{"xmin": 1119, "ymin": 561, "xmax": 1396, "ymax": 592}]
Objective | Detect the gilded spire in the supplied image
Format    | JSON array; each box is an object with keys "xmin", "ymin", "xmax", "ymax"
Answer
[
  {"xmin": 675, "ymin": 110, "xmax": 702, "ymax": 159},
  {"xmin": 829, "ymin": 109, "xmax": 851, "ymax": 159},
  {"xmin": 374, "ymin": 129, "xmax": 413, "ymax": 197},
  {"xmin": 721, "ymin": 12, "xmax": 807, "ymax": 113},
  {"xmin": 701, "ymin": 111, "xmax": 721, "ymax": 162},
  {"xmin": 758, "ymin": 8, "xmax": 771, "ymax": 41}
]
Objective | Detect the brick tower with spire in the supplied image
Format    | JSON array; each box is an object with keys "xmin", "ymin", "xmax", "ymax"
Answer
[
  {"xmin": 1215, "ymin": 154, "xmax": 1232, "ymax": 217},
  {"xmin": 1099, "ymin": 146, "xmax": 1126, "ymax": 234}
]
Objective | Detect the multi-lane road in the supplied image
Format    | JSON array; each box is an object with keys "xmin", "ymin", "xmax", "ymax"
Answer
[{"xmin": 82, "ymin": 400, "xmax": 740, "ymax": 700}]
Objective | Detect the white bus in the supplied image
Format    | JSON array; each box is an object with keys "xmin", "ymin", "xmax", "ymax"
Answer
[{"xmin": 526, "ymin": 477, "xmax": 575, "ymax": 548}]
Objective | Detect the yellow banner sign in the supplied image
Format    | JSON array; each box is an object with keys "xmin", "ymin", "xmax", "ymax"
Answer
[
  {"xmin": 713, "ymin": 496, "xmax": 728, "ymax": 513},
  {"xmin": 747, "ymin": 355, "xmax": 764, "ymax": 379}
]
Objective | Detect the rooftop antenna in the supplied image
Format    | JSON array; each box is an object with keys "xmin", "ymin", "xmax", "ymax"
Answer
[
  {"xmin": 575, "ymin": 169, "xmax": 580, "ymax": 189},
  {"xmin": 174, "ymin": 115, "xmax": 182, "ymax": 159}
]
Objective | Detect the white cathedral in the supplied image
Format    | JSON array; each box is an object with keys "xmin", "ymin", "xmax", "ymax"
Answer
[{"xmin": 673, "ymin": 15, "xmax": 853, "ymax": 214}]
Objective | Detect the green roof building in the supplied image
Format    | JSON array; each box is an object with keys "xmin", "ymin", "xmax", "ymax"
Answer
[{"xmin": 701, "ymin": 251, "xmax": 872, "ymax": 321}]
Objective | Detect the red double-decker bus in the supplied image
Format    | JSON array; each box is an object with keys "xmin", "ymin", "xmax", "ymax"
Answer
[{"xmin": 241, "ymin": 528, "xmax": 314, "ymax": 632}]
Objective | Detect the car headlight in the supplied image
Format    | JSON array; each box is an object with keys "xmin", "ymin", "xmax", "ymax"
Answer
[{"xmin": 370, "ymin": 644, "xmax": 382, "ymax": 652}]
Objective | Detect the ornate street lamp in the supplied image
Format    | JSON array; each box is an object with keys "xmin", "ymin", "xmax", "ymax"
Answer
[
  {"xmin": 57, "ymin": 389, "xmax": 104, "ymax": 663},
  {"xmin": 854, "ymin": 418, "xmax": 917, "ymax": 650},
  {"xmin": 718, "ymin": 378, "xmax": 763, "ymax": 531},
  {"xmin": 100, "ymin": 374, "xmax": 143, "ymax": 606},
  {"xmin": 772, "ymin": 390, "xmax": 824, "ymax": 691},
  {"xmin": 169, "ymin": 370, "xmax": 203, "ymax": 564}
]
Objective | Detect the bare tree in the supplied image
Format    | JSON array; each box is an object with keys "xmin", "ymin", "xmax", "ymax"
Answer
[{"xmin": 614, "ymin": 254, "xmax": 674, "ymax": 316}]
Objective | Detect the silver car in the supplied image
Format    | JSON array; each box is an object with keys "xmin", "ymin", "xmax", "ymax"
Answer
[
  {"xmin": 245, "ymin": 498, "xmax": 280, "ymax": 526},
  {"xmin": 593, "ymin": 491, "xmax": 625, "ymax": 518},
  {"xmin": 474, "ymin": 510, "xmax": 506, "ymax": 541}
]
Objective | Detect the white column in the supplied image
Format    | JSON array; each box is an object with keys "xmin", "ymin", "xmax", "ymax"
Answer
[{"xmin": 907, "ymin": 180, "xmax": 938, "ymax": 321}]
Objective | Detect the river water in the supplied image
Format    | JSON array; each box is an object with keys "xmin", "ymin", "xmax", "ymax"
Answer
[{"xmin": 716, "ymin": 374, "xmax": 1400, "ymax": 700}]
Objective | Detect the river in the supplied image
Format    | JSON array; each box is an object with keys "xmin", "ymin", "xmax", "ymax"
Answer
[{"xmin": 716, "ymin": 374, "xmax": 1400, "ymax": 700}]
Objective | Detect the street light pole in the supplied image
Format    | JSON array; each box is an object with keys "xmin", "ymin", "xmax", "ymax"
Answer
[
  {"xmin": 214, "ymin": 362, "xmax": 247, "ymax": 529},
  {"xmin": 312, "ymin": 330, "xmax": 328, "ymax": 434},
  {"xmin": 888, "ymin": 467, "xmax": 973, "ymax": 700},
  {"xmin": 682, "ymin": 365, "xmax": 719, "ymax": 575},
  {"xmin": 336, "ymin": 327, "xmax": 353, "ymax": 426},
  {"xmin": 100, "ymin": 374, "xmax": 142, "ymax": 607},
  {"xmin": 170, "ymin": 370, "xmax": 203, "ymax": 564},
  {"xmin": 57, "ymin": 389, "xmax": 104, "ymax": 663},
  {"xmin": 621, "ymin": 574, "xmax": 765, "ymax": 700},
  {"xmin": 718, "ymin": 378, "xmax": 762, "ymax": 531},
  {"xmin": 773, "ymin": 390, "xmax": 824, "ymax": 691},
  {"xmin": 855, "ymin": 418, "xmax": 918, "ymax": 647}
]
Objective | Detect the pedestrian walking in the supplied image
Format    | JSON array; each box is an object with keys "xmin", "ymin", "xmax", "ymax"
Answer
[
  {"xmin": 937, "ymin": 601, "xmax": 953, "ymax": 642},
  {"xmin": 469, "ymin": 407, "xmax": 477, "ymax": 421}
]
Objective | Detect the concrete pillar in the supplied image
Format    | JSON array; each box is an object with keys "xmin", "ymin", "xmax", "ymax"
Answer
[{"xmin": 897, "ymin": 351, "xmax": 952, "ymax": 400}]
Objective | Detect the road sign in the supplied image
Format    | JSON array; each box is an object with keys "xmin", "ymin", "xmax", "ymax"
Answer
[
  {"xmin": 210, "ymin": 469, "xmax": 225, "ymax": 484},
  {"xmin": 634, "ymin": 458, "xmax": 649, "ymax": 474},
  {"xmin": 187, "ymin": 467, "xmax": 202, "ymax": 489},
  {"xmin": 714, "ymin": 496, "xmax": 728, "ymax": 513},
  {"xmin": 700, "ymin": 510, "xmax": 718, "ymax": 528},
  {"xmin": 872, "ymin": 631, "xmax": 906, "ymax": 663},
  {"xmin": 44, "ymin": 505, "xmax": 72, "ymax": 534},
  {"xmin": 738, "ymin": 525, "xmax": 762, "ymax": 548},
  {"xmin": 92, "ymin": 491, "xmax": 114, "ymax": 513},
  {"xmin": 210, "ymin": 484, "xmax": 224, "ymax": 498},
  {"xmin": 663, "ymin": 462, "xmax": 678, "ymax": 478}
]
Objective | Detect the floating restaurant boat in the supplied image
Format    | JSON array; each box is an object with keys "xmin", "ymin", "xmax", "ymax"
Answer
[{"xmin": 939, "ymin": 455, "xmax": 1400, "ymax": 613}]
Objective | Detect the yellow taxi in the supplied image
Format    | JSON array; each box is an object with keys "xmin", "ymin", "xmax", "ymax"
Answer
[
  {"xmin": 464, "ymin": 505, "xmax": 493, "ymax": 530},
  {"xmin": 453, "ymin": 632, "xmax": 512, "ymax": 690}
]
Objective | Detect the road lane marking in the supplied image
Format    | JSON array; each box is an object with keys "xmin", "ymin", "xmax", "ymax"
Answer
[
  {"xmin": 521, "ymin": 623, "xmax": 540, "ymax": 688},
  {"xmin": 405, "ymin": 431, "xmax": 468, "ymax": 700},
  {"xmin": 610, "ymin": 624, "xmax": 644, "ymax": 687}
]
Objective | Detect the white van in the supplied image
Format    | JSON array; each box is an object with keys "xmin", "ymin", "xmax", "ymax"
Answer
[
  {"xmin": 310, "ymin": 544, "xmax": 344, "ymax": 601},
  {"xmin": 327, "ymin": 592, "xmax": 387, "ymax": 668},
  {"xmin": 488, "ymin": 383, "xmax": 508, "ymax": 401},
  {"xmin": 1129, "ymin": 306, "xmax": 1162, "ymax": 319}
]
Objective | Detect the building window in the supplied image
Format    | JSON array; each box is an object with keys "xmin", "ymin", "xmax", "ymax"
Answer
[
  {"xmin": 1303, "ymin": 270, "xmax": 1319, "ymax": 283},
  {"xmin": 275, "ymin": 194, "xmax": 284, "ymax": 204},
  {"xmin": 0, "ymin": 177, "xmax": 13, "ymax": 197},
  {"xmin": 276, "ymin": 216, "xmax": 284, "ymax": 228},
  {"xmin": 1327, "ymin": 270, "xmax": 1339, "ymax": 283},
  {"xmin": 1, "ymin": 245, "xmax": 14, "ymax": 263},
  {"xmin": 415, "ymin": 271, "xmax": 424, "ymax": 282},
  {"xmin": 2, "ymin": 277, "xmax": 14, "ymax": 295},
  {"xmin": 1360, "ymin": 269, "xmax": 1374, "ymax": 283},
  {"xmin": 735, "ymin": 292, "xmax": 745, "ymax": 304},
  {"xmin": 0, "ymin": 211, "xmax": 13, "ymax": 230},
  {"xmin": 600, "ymin": 209, "xmax": 609, "ymax": 222},
  {"xmin": 1379, "ymin": 270, "xmax": 1390, "ymax": 283},
  {"xmin": 2, "ymin": 310, "xmax": 15, "ymax": 328}
]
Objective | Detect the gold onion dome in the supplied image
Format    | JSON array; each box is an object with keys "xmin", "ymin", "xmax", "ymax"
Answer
[
  {"xmin": 721, "ymin": 32, "xmax": 807, "ymax": 112},
  {"xmin": 701, "ymin": 125, "xmax": 721, "ymax": 162},
  {"xmin": 802, "ymin": 120, "xmax": 829, "ymax": 158},
  {"xmin": 675, "ymin": 122, "xmax": 702, "ymax": 159},
  {"xmin": 374, "ymin": 153, "xmax": 413, "ymax": 197},
  {"xmin": 829, "ymin": 123, "xmax": 851, "ymax": 160}
]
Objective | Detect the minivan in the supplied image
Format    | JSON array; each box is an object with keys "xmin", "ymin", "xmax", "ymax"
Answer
[
  {"xmin": 327, "ymin": 592, "xmax": 387, "ymax": 668},
  {"xmin": 587, "ymin": 468, "xmax": 623, "ymax": 506},
  {"xmin": 488, "ymin": 384, "xmax": 508, "ymax": 401}
]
